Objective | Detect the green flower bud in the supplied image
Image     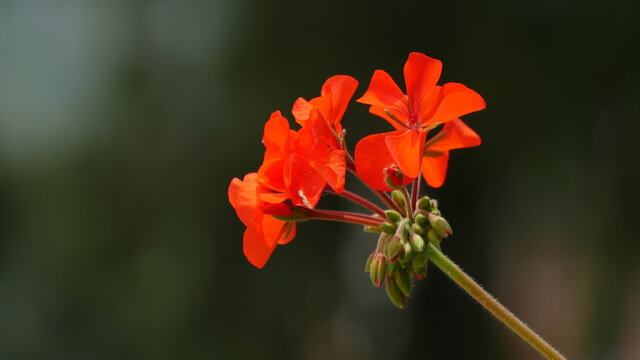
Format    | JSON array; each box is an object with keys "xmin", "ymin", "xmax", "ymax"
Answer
[
  {"xmin": 394, "ymin": 268, "xmax": 413, "ymax": 297},
  {"xmin": 417, "ymin": 196, "xmax": 432, "ymax": 211},
  {"xmin": 369, "ymin": 255, "xmax": 379, "ymax": 286},
  {"xmin": 411, "ymin": 233, "xmax": 426, "ymax": 252},
  {"xmin": 413, "ymin": 253, "xmax": 428, "ymax": 280},
  {"xmin": 387, "ymin": 259, "xmax": 399, "ymax": 276},
  {"xmin": 415, "ymin": 213, "xmax": 428, "ymax": 226},
  {"xmin": 402, "ymin": 241, "xmax": 413, "ymax": 261},
  {"xmin": 381, "ymin": 222, "xmax": 397, "ymax": 234},
  {"xmin": 427, "ymin": 213, "xmax": 452, "ymax": 238},
  {"xmin": 365, "ymin": 252, "xmax": 374, "ymax": 273},
  {"xmin": 385, "ymin": 275, "xmax": 406, "ymax": 309},
  {"xmin": 430, "ymin": 199, "xmax": 439, "ymax": 210},
  {"xmin": 391, "ymin": 190, "xmax": 406, "ymax": 210},
  {"xmin": 385, "ymin": 210, "xmax": 403, "ymax": 223},
  {"xmin": 426, "ymin": 228, "xmax": 442, "ymax": 247},
  {"xmin": 376, "ymin": 258, "xmax": 387, "ymax": 286},
  {"xmin": 364, "ymin": 225, "xmax": 382, "ymax": 233},
  {"xmin": 411, "ymin": 222, "xmax": 424, "ymax": 235},
  {"xmin": 385, "ymin": 235, "xmax": 404, "ymax": 262}
]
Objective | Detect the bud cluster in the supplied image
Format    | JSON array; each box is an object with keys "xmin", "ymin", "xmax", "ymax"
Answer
[{"xmin": 364, "ymin": 194, "xmax": 452, "ymax": 308}]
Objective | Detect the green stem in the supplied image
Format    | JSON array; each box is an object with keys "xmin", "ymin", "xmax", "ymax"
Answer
[{"xmin": 426, "ymin": 243, "xmax": 567, "ymax": 360}]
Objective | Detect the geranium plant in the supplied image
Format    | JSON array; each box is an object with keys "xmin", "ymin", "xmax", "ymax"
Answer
[{"xmin": 228, "ymin": 52, "xmax": 566, "ymax": 360}]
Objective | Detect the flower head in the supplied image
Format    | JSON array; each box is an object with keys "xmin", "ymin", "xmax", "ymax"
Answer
[{"xmin": 355, "ymin": 52, "xmax": 485, "ymax": 190}]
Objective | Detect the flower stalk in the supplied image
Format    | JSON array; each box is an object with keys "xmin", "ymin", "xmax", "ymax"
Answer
[{"xmin": 426, "ymin": 243, "xmax": 567, "ymax": 360}]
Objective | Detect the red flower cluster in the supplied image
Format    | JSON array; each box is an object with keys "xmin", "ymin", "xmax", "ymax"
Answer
[
  {"xmin": 228, "ymin": 76, "xmax": 358, "ymax": 268},
  {"xmin": 228, "ymin": 52, "xmax": 484, "ymax": 270}
]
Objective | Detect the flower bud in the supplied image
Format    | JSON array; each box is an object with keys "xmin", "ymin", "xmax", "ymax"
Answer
[
  {"xmin": 402, "ymin": 241, "xmax": 413, "ymax": 261},
  {"xmin": 365, "ymin": 252, "xmax": 374, "ymax": 273},
  {"xmin": 385, "ymin": 275, "xmax": 406, "ymax": 309},
  {"xmin": 385, "ymin": 210, "xmax": 403, "ymax": 223},
  {"xmin": 394, "ymin": 268, "xmax": 413, "ymax": 297},
  {"xmin": 369, "ymin": 255, "xmax": 379, "ymax": 286},
  {"xmin": 426, "ymin": 228, "xmax": 442, "ymax": 247},
  {"xmin": 364, "ymin": 225, "xmax": 382, "ymax": 233},
  {"xmin": 381, "ymin": 222, "xmax": 397, "ymax": 234},
  {"xmin": 376, "ymin": 258, "xmax": 387, "ymax": 286},
  {"xmin": 411, "ymin": 233, "xmax": 426, "ymax": 252},
  {"xmin": 391, "ymin": 190, "xmax": 406, "ymax": 210},
  {"xmin": 427, "ymin": 213, "xmax": 452, "ymax": 238},
  {"xmin": 383, "ymin": 165, "xmax": 404, "ymax": 189},
  {"xmin": 417, "ymin": 196, "xmax": 431, "ymax": 211},
  {"xmin": 387, "ymin": 259, "xmax": 399, "ymax": 276},
  {"xmin": 385, "ymin": 235, "xmax": 404, "ymax": 262},
  {"xmin": 412, "ymin": 252, "xmax": 428, "ymax": 279},
  {"xmin": 415, "ymin": 213, "xmax": 428, "ymax": 226},
  {"xmin": 411, "ymin": 222, "xmax": 424, "ymax": 235}
]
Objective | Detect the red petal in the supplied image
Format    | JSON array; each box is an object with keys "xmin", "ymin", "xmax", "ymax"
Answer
[
  {"xmin": 354, "ymin": 131, "xmax": 413, "ymax": 191},
  {"xmin": 292, "ymin": 98, "xmax": 314, "ymax": 127},
  {"xmin": 228, "ymin": 173, "xmax": 259, "ymax": 227},
  {"xmin": 310, "ymin": 150, "xmax": 346, "ymax": 193},
  {"xmin": 422, "ymin": 150, "xmax": 450, "ymax": 188},
  {"xmin": 385, "ymin": 129, "xmax": 427, "ymax": 178},
  {"xmin": 404, "ymin": 52, "xmax": 442, "ymax": 112},
  {"xmin": 427, "ymin": 83, "xmax": 485, "ymax": 126},
  {"xmin": 320, "ymin": 75, "xmax": 358, "ymax": 131},
  {"xmin": 243, "ymin": 226, "xmax": 276, "ymax": 269},
  {"xmin": 430, "ymin": 118, "xmax": 481, "ymax": 151},
  {"xmin": 263, "ymin": 111, "xmax": 293, "ymax": 154},
  {"xmin": 357, "ymin": 70, "xmax": 407, "ymax": 113}
]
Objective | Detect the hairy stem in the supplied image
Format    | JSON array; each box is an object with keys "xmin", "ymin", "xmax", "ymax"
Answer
[
  {"xmin": 426, "ymin": 243, "xmax": 566, "ymax": 360},
  {"xmin": 307, "ymin": 209, "xmax": 384, "ymax": 227}
]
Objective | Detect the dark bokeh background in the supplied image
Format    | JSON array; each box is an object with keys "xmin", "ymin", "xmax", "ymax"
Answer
[{"xmin": 1, "ymin": 0, "xmax": 639, "ymax": 359}]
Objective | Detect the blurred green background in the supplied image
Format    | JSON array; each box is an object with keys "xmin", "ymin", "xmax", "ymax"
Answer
[{"xmin": 1, "ymin": 0, "xmax": 639, "ymax": 359}]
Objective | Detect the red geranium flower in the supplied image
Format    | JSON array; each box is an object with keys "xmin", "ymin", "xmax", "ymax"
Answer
[
  {"xmin": 354, "ymin": 52, "xmax": 485, "ymax": 190},
  {"xmin": 228, "ymin": 173, "xmax": 296, "ymax": 268}
]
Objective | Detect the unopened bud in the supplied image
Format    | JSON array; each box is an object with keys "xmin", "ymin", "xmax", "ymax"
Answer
[
  {"xmin": 394, "ymin": 268, "xmax": 413, "ymax": 297},
  {"xmin": 411, "ymin": 223, "xmax": 424, "ymax": 235},
  {"xmin": 385, "ymin": 275, "xmax": 406, "ymax": 309},
  {"xmin": 415, "ymin": 213, "xmax": 428, "ymax": 226},
  {"xmin": 430, "ymin": 199, "xmax": 439, "ymax": 210},
  {"xmin": 376, "ymin": 256, "xmax": 387, "ymax": 286},
  {"xmin": 381, "ymin": 222, "xmax": 397, "ymax": 234},
  {"xmin": 385, "ymin": 235, "xmax": 404, "ymax": 262},
  {"xmin": 364, "ymin": 225, "xmax": 382, "ymax": 233},
  {"xmin": 411, "ymin": 234, "xmax": 426, "ymax": 252},
  {"xmin": 413, "ymin": 253, "xmax": 428, "ymax": 280},
  {"xmin": 412, "ymin": 252, "xmax": 428, "ymax": 273},
  {"xmin": 426, "ymin": 228, "xmax": 442, "ymax": 247},
  {"xmin": 365, "ymin": 252, "xmax": 374, "ymax": 273},
  {"xmin": 369, "ymin": 258, "xmax": 379, "ymax": 286},
  {"xmin": 370, "ymin": 254, "xmax": 387, "ymax": 287},
  {"xmin": 427, "ymin": 213, "xmax": 452, "ymax": 238},
  {"xmin": 417, "ymin": 196, "xmax": 432, "ymax": 211},
  {"xmin": 385, "ymin": 210, "xmax": 403, "ymax": 223},
  {"xmin": 402, "ymin": 241, "xmax": 413, "ymax": 261},
  {"xmin": 383, "ymin": 165, "xmax": 404, "ymax": 189},
  {"xmin": 387, "ymin": 259, "xmax": 399, "ymax": 276},
  {"xmin": 391, "ymin": 190, "xmax": 406, "ymax": 210}
]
